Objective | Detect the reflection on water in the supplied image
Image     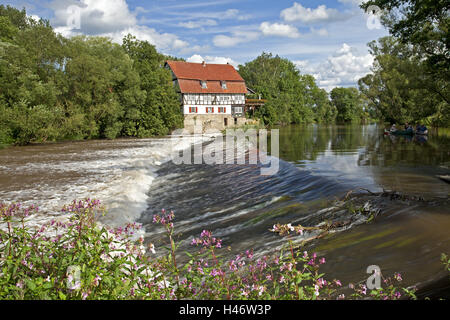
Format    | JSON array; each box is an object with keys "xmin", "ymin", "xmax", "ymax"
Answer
[
  {"xmin": 275, "ymin": 124, "xmax": 450, "ymax": 197},
  {"xmin": 0, "ymin": 124, "xmax": 449, "ymax": 296}
]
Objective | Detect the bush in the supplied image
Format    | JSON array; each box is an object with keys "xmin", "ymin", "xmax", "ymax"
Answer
[{"xmin": 0, "ymin": 200, "xmax": 417, "ymax": 300}]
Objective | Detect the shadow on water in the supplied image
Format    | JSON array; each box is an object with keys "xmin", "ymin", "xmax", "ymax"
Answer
[{"xmin": 140, "ymin": 124, "xmax": 450, "ymax": 296}]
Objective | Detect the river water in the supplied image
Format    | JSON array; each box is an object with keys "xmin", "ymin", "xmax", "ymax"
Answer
[{"xmin": 0, "ymin": 124, "xmax": 449, "ymax": 297}]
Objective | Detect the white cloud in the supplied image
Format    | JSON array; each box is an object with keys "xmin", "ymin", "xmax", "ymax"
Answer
[
  {"xmin": 310, "ymin": 27, "xmax": 329, "ymax": 37},
  {"xmin": 187, "ymin": 54, "xmax": 238, "ymax": 67},
  {"xmin": 178, "ymin": 19, "xmax": 217, "ymax": 29},
  {"xmin": 338, "ymin": 0, "xmax": 364, "ymax": 6},
  {"xmin": 294, "ymin": 44, "xmax": 374, "ymax": 91},
  {"xmin": 50, "ymin": 0, "xmax": 192, "ymax": 53},
  {"xmin": 259, "ymin": 22, "xmax": 301, "ymax": 38},
  {"xmin": 51, "ymin": 0, "xmax": 136, "ymax": 35},
  {"xmin": 281, "ymin": 3, "xmax": 350, "ymax": 24},
  {"xmin": 213, "ymin": 30, "xmax": 259, "ymax": 48}
]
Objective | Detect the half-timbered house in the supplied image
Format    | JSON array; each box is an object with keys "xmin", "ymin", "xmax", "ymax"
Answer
[{"xmin": 165, "ymin": 60, "xmax": 258, "ymax": 132}]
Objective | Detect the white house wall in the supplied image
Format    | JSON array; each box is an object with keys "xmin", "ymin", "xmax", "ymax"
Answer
[
  {"xmin": 182, "ymin": 94, "xmax": 245, "ymax": 106},
  {"xmin": 183, "ymin": 105, "xmax": 232, "ymax": 115}
]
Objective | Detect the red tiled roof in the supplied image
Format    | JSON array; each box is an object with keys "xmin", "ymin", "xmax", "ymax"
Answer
[
  {"xmin": 166, "ymin": 60, "xmax": 245, "ymax": 82},
  {"xmin": 178, "ymin": 79, "xmax": 247, "ymax": 94}
]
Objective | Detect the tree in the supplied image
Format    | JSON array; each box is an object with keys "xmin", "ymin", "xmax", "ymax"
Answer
[
  {"xmin": 361, "ymin": 1, "xmax": 449, "ymax": 82},
  {"xmin": 330, "ymin": 87, "xmax": 363, "ymax": 123},
  {"xmin": 238, "ymin": 53, "xmax": 322, "ymax": 125},
  {"xmin": 122, "ymin": 34, "xmax": 183, "ymax": 136},
  {"xmin": 358, "ymin": 36, "xmax": 449, "ymax": 126},
  {"xmin": 0, "ymin": 6, "xmax": 185, "ymax": 145}
]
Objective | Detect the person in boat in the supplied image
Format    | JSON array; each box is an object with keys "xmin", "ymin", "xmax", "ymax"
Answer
[
  {"xmin": 416, "ymin": 124, "xmax": 428, "ymax": 135},
  {"xmin": 389, "ymin": 123, "xmax": 397, "ymax": 132},
  {"xmin": 404, "ymin": 122, "xmax": 413, "ymax": 132}
]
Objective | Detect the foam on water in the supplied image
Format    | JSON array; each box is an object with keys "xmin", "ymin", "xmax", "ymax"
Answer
[{"xmin": 0, "ymin": 135, "xmax": 213, "ymax": 229}]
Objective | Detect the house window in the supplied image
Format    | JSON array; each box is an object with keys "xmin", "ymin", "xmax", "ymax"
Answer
[
  {"xmin": 221, "ymin": 81, "xmax": 227, "ymax": 89},
  {"xmin": 206, "ymin": 107, "xmax": 214, "ymax": 113},
  {"xmin": 234, "ymin": 107, "xmax": 243, "ymax": 113},
  {"xmin": 218, "ymin": 107, "xmax": 226, "ymax": 113},
  {"xmin": 189, "ymin": 107, "xmax": 198, "ymax": 113},
  {"xmin": 200, "ymin": 80, "xmax": 207, "ymax": 89}
]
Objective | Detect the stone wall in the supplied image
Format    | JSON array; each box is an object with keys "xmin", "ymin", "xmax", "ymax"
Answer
[{"xmin": 182, "ymin": 115, "xmax": 260, "ymax": 133}]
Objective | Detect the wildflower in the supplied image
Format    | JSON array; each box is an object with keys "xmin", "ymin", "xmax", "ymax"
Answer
[
  {"xmin": 394, "ymin": 273, "xmax": 403, "ymax": 282},
  {"xmin": 394, "ymin": 291, "xmax": 401, "ymax": 299},
  {"xmin": 273, "ymin": 256, "xmax": 279, "ymax": 265},
  {"xmin": 317, "ymin": 278, "xmax": 327, "ymax": 288},
  {"xmin": 334, "ymin": 280, "xmax": 342, "ymax": 287},
  {"xmin": 16, "ymin": 281, "xmax": 24, "ymax": 289},
  {"xmin": 319, "ymin": 257, "xmax": 326, "ymax": 264},
  {"xmin": 200, "ymin": 230, "xmax": 211, "ymax": 238},
  {"xmin": 81, "ymin": 292, "xmax": 88, "ymax": 300},
  {"xmin": 210, "ymin": 269, "xmax": 220, "ymax": 277},
  {"xmin": 361, "ymin": 284, "xmax": 367, "ymax": 295},
  {"xmin": 314, "ymin": 284, "xmax": 320, "ymax": 296},
  {"xmin": 93, "ymin": 275, "xmax": 102, "ymax": 286},
  {"xmin": 279, "ymin": 276, "xmax": 285, "ymax": 283},
  {"xmin": 149, "ymin": 243, "xmax": 156, "ymax": 254}
]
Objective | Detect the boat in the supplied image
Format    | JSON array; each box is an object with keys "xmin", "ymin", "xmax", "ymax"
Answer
[{"xmin": 390, "ymin": 130, "xmax": 414, "ymax": 136}]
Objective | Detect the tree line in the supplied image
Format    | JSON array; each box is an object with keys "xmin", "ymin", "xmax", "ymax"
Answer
[
  {"xmin": 1, "ymin": 2, "xmax": 448, "ymax": 145},
  {"xmin": 0, "ymin": 5, "xmax": 183, "ymax": 146},
  {"xmin": 358, "ymin": 0, "xmax": 449, "ymax": 127}
]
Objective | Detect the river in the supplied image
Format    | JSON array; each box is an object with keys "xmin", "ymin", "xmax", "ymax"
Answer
[{"xmin": 0, "ymin": 124, "xmax": 449, "ymax": 297}]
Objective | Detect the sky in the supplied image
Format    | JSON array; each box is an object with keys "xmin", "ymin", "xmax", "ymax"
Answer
[{"xmin": 4, "ymin": 0, "xmax": 389, "ymax": 91}]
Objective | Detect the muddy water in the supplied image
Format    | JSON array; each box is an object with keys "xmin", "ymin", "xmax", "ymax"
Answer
[{"xmin": 0, "ymin": 124, "xmax": 449, "ymax": 297}]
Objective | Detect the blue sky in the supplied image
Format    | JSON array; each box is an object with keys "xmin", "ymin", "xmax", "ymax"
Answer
[{"xmin": 4, "ymin": 0, "xmax": 389, "ymax": 90}]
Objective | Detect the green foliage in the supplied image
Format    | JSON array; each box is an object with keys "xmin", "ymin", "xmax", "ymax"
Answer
[
  {"xmin": 361, "ymin": 0, "xmax": 449, "ymax": 76},
  {"xmin": 330, "ymin": 87, "xmax": 364, "ymax": 123},
  {"xmin": 122, "ymin": 34, "xmax": 183, "ymax": 136},
  {"xmin": 238, "ymin": 53, "xmax": 335, "ymax": 126},
  {"xmin": 1, "ymin": 200, "xmax": 417, "ymax": 300},
  {"xmin": 442, "ymin": 253, "xmax": 450, "ymax": 273},
  {"xmin": 0, "ymin": 6, "xmax": 182, "ymax": 145},
  {"xmin": 358, "ymin": 36, "xmax": 449, "ymax": 126}
]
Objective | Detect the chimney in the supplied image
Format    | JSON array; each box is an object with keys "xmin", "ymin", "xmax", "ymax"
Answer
[{"xmin": 202, "ymin": 61, "xmax": 206, "ymax": 67}]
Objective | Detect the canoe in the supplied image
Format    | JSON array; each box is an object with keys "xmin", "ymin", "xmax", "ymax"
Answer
[{"xmin": 390, "ymin": 130, "xmax": 414, "ymax": 136}]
